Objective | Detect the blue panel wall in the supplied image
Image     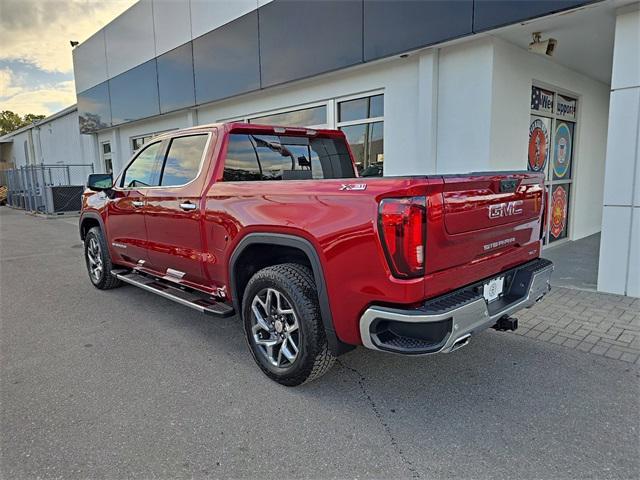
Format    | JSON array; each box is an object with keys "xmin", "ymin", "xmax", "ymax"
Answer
[
  {"xmin": 193, "ymin": 11, "xmax": 260, "ymax": 105},
  {"xmin": 157, "ymin": 42, "xmax": 196, "ymax": 114},
  {"xmin": 109, "ymin": 59, "xmax": 160, "ymax": 125},
  {"xmin": 364, "ymin": 0, "xmax": 473, "ymax": 61},
  {"xmin": 78, "ymin": 82, "xmax": 111, "ymax": 134},
  {"xmin": 76, "ymin": 0, "xmax": 602, "ymax": 133},
  {"xmin": 473, "ymin": 0, "xmax": 595, "ymax": 32},
  {"xmin": 259, "ymin": 0, "xmax": 363, "ymax": 88}
]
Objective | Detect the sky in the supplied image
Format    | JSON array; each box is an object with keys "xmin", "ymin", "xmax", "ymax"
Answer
[{"xmin": 0, "ymin": 0, "xmax": 137, "ymax": 117}]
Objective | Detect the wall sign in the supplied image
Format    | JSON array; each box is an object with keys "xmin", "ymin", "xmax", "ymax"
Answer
[
  {"xmin": 528, "ymin": 116, "xmax": 550, "ymax": 172},
  {"xmin": 556, "ymin": 94, "xmax": 577, "ymax": 120},
  {"xmin": 531, "ymin": 86, "xmax": 554, "ymax": 113},
  {"xmin": 553, "ymin": 122, "xmax": 573, "ymax": 179},
  {"xmin": 550, "ymin": 185, "xmax": 568, "ymax": 239}
]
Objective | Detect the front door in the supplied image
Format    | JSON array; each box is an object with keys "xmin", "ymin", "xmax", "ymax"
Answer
[
  {"xmin": 144, "ymin": 133, "xmax": 212, "ymax": 289},
  {"xmin": 107, "ymin": 141, "xmax": 164, "ymax": 267}
]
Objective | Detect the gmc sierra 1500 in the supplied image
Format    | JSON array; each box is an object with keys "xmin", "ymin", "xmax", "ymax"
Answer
[{"xmin": 80, "ymin": 123, "xmax": 553, "ymax": 386}]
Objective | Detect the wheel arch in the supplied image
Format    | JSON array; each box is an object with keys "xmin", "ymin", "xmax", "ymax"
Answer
[
  {"xmin": 229, "ymin": 233, "xmax": 352, "ymax": 355},
  {"xmin": 79, "ymin": 211, "xmax": 105, "ymax": 241}
]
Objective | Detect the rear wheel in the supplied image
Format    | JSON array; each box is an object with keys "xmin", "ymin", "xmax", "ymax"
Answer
[
  {"xmin": 84, "ymin": 226, "xmax": 121, "ymax": 290},
  {"xmin": 242, "ymin": 263, "xmax": 335, "ymax": 386}
]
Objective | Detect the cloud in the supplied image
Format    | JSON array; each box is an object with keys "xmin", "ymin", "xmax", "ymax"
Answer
[
  {"xmin": 0, "ymin": 67, "xmax": 75, "ymax": 116},
  {"xmin": 0, "ymin": 0, "xmax": 135, "ymax": 116},
  {"xmin": 0, "ymin": 0, "xmax": 136, "ymax": 74}
]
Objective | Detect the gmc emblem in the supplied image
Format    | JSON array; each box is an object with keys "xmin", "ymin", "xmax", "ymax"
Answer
[{"xmin": 489, "ymin": 200, "xmax": 524, "ymax": 219}]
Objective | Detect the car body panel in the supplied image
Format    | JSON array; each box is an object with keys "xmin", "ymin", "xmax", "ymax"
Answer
[{"xmin": 81, "ymin": 122, "xmax": 545, "ymax": 347}]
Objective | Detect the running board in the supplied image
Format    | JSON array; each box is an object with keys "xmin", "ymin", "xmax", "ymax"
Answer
[{"xmin": 112, "ymin": 269, "xmax": 234, "ymax": 317}]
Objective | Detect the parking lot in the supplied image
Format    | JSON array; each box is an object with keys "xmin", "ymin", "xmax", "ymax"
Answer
[{"xmin": 1, "ymin": 207, "xmax": 638, "ymax": 479}]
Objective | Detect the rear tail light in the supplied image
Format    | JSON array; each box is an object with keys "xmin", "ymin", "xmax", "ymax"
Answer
[{"xmin": 378, "ymin": 197, "xmax": 426, "ymax": 278}]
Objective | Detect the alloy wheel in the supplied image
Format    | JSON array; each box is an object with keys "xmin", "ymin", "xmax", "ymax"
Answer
[
  {"xmin": 250, "ymin": 288, "xmax": 300, "ymax": 368},
  {"xmin": 86, "ymin": 237, "xmax": 103, "ymax": 282}
]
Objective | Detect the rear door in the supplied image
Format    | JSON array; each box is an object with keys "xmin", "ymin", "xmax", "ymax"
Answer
[
  {"xmin": 107, "ymin": 141, "xmax": 164, "ymax": 266},
  {"xmin": 144, "ymin": 132, "xmax": 212, "ymax": 289},
  {"xmin": 426, "ymin": 172, "xmax": 544, "ymax": 274}
]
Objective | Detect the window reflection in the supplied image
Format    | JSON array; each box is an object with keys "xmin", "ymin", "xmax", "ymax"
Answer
[
  {"xmin": 161, "ymin": 135, "xmax": 208, "ymax": 187},
  {"xmin": 122, "ymin": 142, "xmax": 163, "ymax": 188},
  {"xmin": 223, "ymin": 134, "xmax": 354, "ymax": 181}
]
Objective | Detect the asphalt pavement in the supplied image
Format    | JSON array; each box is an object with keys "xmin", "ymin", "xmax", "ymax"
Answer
[{"xmin": 1, "ymin": 207, "xmax": 638, "ymax": 479}]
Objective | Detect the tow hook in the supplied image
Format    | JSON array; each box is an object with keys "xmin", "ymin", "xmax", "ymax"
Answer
[{"xmin": 492, "ymin": 315, "xmax": 518, "ymax": 332}]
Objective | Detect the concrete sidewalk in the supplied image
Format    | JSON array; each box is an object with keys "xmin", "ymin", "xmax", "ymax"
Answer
[{"xmin": 517, "ymin": 286, "xmax": 640, "ymax": 363}]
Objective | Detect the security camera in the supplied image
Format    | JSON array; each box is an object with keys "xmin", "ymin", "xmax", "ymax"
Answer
[{"xmin": 528, "ymin": 32, "xmax": 557, "ymax": 56}]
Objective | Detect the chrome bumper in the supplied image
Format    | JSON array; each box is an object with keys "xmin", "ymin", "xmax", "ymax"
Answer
[{"xmin": 359, "ymin": 258, "xmax": 554, "ymax": 355}]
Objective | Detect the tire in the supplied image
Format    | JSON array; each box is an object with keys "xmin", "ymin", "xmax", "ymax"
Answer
[
  {"xmin": 84, "ymin": 226, "xmax": 122, "ymax": 290},
  {"xmin": 242, "ymin": 263, "xmax": 335, "ymax": 386}
]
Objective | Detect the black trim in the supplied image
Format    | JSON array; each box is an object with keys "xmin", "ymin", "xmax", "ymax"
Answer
[
  {"xmin": 79, "ymin": 211, "xmax": 106, "ymax": 240},
  {"xmin": 229, "ymin": 232, "xmax": 353, "ymax": 355}
]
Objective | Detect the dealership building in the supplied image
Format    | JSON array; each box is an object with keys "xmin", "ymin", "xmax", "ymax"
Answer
[{"xmin": 1, "ymin": 0, "xmax": 638, "ymax": 297}]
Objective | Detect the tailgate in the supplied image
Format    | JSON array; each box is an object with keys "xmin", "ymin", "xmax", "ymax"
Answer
[{"xmin": 426, "ymin": 172, "xmax": 544, "ymax": 274}]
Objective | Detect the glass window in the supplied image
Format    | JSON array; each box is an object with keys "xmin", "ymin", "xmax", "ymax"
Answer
[
  {"xmin": 78, "ymin": 82, "xmax": 112, "ymax": 134},
  {"xmin": 132, "ymin": 135, "xmax": 153, "ymax": 153},
  {"xmin": 160, "ymin": 135, "xmax": 209, "ymax": 187},
  {"xmin": 337, "ymin": 94, "xmax": 384, "ymax": 176},
  {"xmin": 552, "ymin": 121, "xmax": 574, "ymax": 180},
  {"xmin": 529, "ymin": 85, "xmax": 578, "ymax": 246},
  {"xmin": 157, "ymin": 43, "xmax": 196, "ymax": 114},
  {"xmin": 101, "ymin": 142, "xmax": 113, "ymax": 174},
  {"xmin": 339, "ymin": 94, "xmax": 384, "ymax": 122},
  {"xmin": 109, "ymin": 59, "xmax": 160, "ymax": 126},
  {"xmin": 248, "ymin": 105, "xmax": 327, "ymax": 127},
  {"xmin": 223, "ymin": 133, "xmax": 355, "ymax": 182},
  {"xmin": 340, "ymin": 122, "xmax": 384, "ymax": 177},
  {"xmin": 121, "ymin": 142, "xmax": 163, "ymax": 188}
]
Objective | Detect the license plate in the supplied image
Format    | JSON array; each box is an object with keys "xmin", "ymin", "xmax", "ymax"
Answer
[{"xmin": 483, "ymin": 276, "xmax": 504, "ymax": 303}]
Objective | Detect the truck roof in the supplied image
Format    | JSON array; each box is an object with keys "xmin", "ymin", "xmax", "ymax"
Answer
[{"xmin": 153, "ymin": 122, "xmax": 346, "ymax": 140}]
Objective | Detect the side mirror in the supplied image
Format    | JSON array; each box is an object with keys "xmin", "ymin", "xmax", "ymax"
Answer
[{"xmin": 87, "ymin": 173, "xmax": 113, "ymax": 191}]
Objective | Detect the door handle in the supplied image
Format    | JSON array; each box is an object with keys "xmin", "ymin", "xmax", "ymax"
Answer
[
  {"xmin": 179, "ymin": 202, "xmax": 197, "ymax": 211},
  {"xmin": 132, "ymin": 201, "xmax": 144, "ymax": 208}
]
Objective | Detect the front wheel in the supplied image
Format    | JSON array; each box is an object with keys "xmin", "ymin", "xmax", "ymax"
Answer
[
  {"xmin": 84, "ymin": 226, "xmax": 122, "ymax": 290},
  {"xmin": 242, "ymin": 263, "xmax": 335, "ymax": 386}
]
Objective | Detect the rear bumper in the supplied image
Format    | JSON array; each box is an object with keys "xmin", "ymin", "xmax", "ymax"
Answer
[{"xmin": 359, "ymin": 258, "xmax": 553, "ymax": 355}]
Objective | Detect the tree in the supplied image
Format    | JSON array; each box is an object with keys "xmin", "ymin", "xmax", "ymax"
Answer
[{"xmin": 0, "ymin": 110, "xmax": 46, "ymax": 136}]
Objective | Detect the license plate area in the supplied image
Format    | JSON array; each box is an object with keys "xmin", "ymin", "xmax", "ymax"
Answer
[{"xmin": 483, "ymin": 276, "xmax": 504, "ymax": 303}]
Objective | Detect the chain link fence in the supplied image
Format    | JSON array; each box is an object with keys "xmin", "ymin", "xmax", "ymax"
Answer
[{"xmin": 0, "ymin": 164, "xmax": 94, "ymax": 214}]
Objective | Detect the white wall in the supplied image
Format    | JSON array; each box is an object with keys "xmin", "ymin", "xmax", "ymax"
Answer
[
  {"xmin": 6, "ymin": 130, "xmax": 32, "ymax": 167},
  {"xmin": 196, "ymin": 53, "xmax": 428, "ymax": 176},
  {"xmin": 35, "ymin": 111, "xmax": 94, "ymax": 167},
  {"xmin": 436, "ymin": 38, "xmax": 495, "ymax": 174},
  {"xmin": 490, "ymin": 37, "xmax": 610, "ymax": 241},
  {"xmin": 598, "ymin": 7, "xmax": 640, "ymax": 297}
]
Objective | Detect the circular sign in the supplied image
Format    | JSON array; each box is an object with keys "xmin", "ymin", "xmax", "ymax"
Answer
[
  {"xmin": 553, "ymin": 122, "xmax": 572, "ymax": 178},
  {"xmin": 528, "ymin": 119, "xmax": 549, "ymax": 172},
  {"xmin": 551, "ymin": 186, "xmax": 568, "ymax": 239}
]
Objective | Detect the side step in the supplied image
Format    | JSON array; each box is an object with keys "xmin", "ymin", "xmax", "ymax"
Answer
[{"xmin": 112, "ymin": 269, "xmax": 234, "ymax": 317}]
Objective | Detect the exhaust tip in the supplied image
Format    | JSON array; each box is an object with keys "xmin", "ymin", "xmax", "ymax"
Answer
[{"xmin": 451, "ymin": 334, "xmax": 471, "ymax": 351}]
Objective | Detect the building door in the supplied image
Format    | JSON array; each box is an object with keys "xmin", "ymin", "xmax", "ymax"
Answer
[{"xmin": 529, "ymin": 85, "xmax": 577, "ymax": 245}]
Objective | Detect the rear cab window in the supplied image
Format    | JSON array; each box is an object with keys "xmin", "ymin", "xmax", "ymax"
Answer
[{"xmin": 223, "ymin": 133, "xmax": 355, "ymax": 181}]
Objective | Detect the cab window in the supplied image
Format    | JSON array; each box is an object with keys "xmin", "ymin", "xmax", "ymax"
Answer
[
  {"xmin": 121, "ymin": 142, "xmax": 163, "ymax": 188},
  {"xmin": 160, "ymin": 135, "xmax": 208, "ymax": 187}
]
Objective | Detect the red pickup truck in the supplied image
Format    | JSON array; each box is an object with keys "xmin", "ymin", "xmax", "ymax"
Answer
[{"xmin": 80, "ymin": 123, "xmax": 553, "ymax": 386}]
